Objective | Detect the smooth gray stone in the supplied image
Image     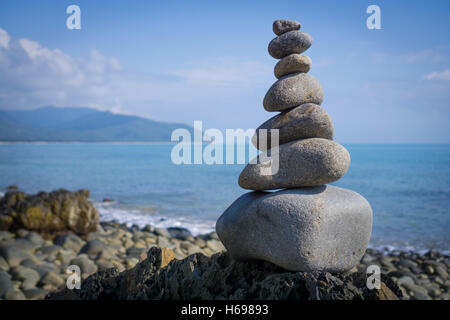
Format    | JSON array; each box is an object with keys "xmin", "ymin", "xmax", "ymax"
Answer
[
  {"xmin": 274, "ymin": 54, "xmax": 311, "ymax": 78},
  {"xmin": 70, "ymin": 257, "xmax": 98, "ymax": 275},
  {"xmin": 252, "ymin": 103, "xmax": 333, "ymax": 150},
  {"xmin": 53, "ymin": 233, "xmax": 84, "ymax": 253},
  {"xmin": 0, "ymin": 231, "xmax": 14, "ymax": 241},
  {"xmin": 38, "ymin": 245, "xmax": 63, "ymax": 255},
  {"xmin": 4, "ymin": 288, "xmax": 26, "ymax": 300},
  {"xmin": 273, "ymin": 19, "xmax": 301, "ymax": 36},
  {"xmin": 154, "ymin": 227, "xmax": 171, "ymax": 238},
  {"xmin": 23, "ymin": 288, "xmax": 48, "ymax": 300},
  {"xmin": 239, "ymin": 138, "xmax": 350, "ymax": 190},
  {"xmin": 80, "ymin": 239, "xmax": 108, "ymax": 256},
  {"xmin": 216, "ymin": 185, "xmax": 373, "ymax": 272},
  {"xmin": 24, "ymin": 232, "xmax": 44, "ymax": 245},
  {"xmin": 10, "ymin": 266, "xmax": 40, "ymax": 289},
  {"xmin": 0, "ymin": 270, "xmax": 13, "ymax": 297},
  {"xmin": 263, "ymin": 73, "xmax": 324, "ymax": 112},
  {"xmin": 0, "ymin": 256, "xmax": 8, "ymax": 271},
  {"xmin": 0, "ymin": 245, "xmax": 33, "ymax": 267},
  {"xmin": 32, "ymin": 264, "xmax": 56, "ymax": 278},
  {"xmin": 39, "ymin": 271, "xmax": 65, "ymax": 288},
  {"xmin": 268, "ymin": 31, "xmax": 312, "ymax": 59},
  {"xmin": 2, "ymin": 238, "xmax": 39, "ymax": 252}
]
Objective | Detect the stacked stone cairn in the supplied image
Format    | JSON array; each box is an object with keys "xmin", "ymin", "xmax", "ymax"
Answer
[{"xmin": 216, "ymin": 19, "xmax": 373, "ymax": 273}]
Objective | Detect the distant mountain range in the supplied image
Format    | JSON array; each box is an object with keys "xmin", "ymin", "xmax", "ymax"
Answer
[{"xmin": 0, "ymin": 106, "xmax": 193, "ymax": 142}]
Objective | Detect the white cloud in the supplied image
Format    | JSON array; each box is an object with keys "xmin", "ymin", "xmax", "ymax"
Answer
[
  {"xmin": 0, "ymin": 29, "xmax": 10, "ymax": 49},
  {"xmin": 424, "ymin": 69, "xmax": 450, "ymax": 81},
  {"xmin": 0, "ymin": 28, "xmax": 271, "ymax": 125},
  {"xmin": 172, "ymin": 58, "xmax": 270, "ymax": 86},
  {"xmin": 403, "ymin": 48, "xmax": 448, "ymax": 63}
]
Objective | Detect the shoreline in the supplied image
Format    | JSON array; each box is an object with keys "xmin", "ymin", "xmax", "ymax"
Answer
[{"xmin": 0, "ymin": 220, "xmax": 449, "ymax": 300}]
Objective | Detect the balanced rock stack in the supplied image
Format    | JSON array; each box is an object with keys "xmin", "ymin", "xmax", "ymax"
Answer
[{"xmin": 216, "ymin": 19, "xmax": 373, "ymax": 273}]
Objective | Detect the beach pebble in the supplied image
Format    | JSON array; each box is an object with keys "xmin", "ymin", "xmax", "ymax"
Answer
[
  {"xmin": 403, "ymin": 282, "xmax": 428, "ymax": 296},
  {"xmin": 239, "ymin": 138, "xmax": 350, "ymax": 190},
  {"xmin": 216, "ymin": 185, "xmax": 372, "ymax": 272},
  {"xmin": 424, "ymin": 265, "xmax": 434, "ymax": 275},
  {"xmin": 268, "ymin": 31, "xmax": 312, "ymax": 59},
  {"xmin": 24, "ymin": 232, "xmax": 44, "ymax": 246},
  {"xmin": 126, "ymin": 246, "xmax": 147, "ymax": 258},
  {"xmin": 38, "ymin": 245, "xmax": 63, "ymax": 256},
  {"xmin": 206, "ymin": 239, "xmax": 224, "ymax": 252},
  {"xmin": 0, "ymin": 231, "xmax": 14, "ymax": 241},
  {"xmin": 15, "ymin": 229, "xmax": 29, "ymax": 238},
  {"xmin": 0, "ymin": 256, "xmax": 8, "ymax": 271},
  {"xmin": 96, "ymin": 259, "xmax": 115, "ymax": 271},
  {"xmin": 4, "ymin": 288, "xmax": 26, "ymax": 300},
  {"xmin": 263, "ymin": 73, "xmax": 324, "ymax": 112},
  {"xmin": 252, "ymin": 103, "xmax": 333, "ymax": 150},
  {"xmin": 167, "ymin": 227, "xmax": 193, "ymax": 240},
  {"xmin": 53, "ymin": 233, "xmax": 85, "ymax": 253},
  {"xmin": 10, "ymin": 266, "xmax": 40, "ymax": 290},
  {"xmin": 23, "ymin": 288, "xmax": 48, "ymax": 300},
  {"xmin": 274, "ymin": 54, "xmax": 311, "ymax": 78},
  {"xmin": 0, "ymin": 270, "xmax": 13, "ymax": 297},
  {"xmin": 273, "ymin": 19, "xmax": 301, "ymax": 36},
  {"xmin": 39, "ymin": 271, "xmax": 65, "ymax": 288},
  {"xmin": 397, "ymin": 276, "xmax": 415, "ymax": 287},
  {"xmin": 0, "ymin": 245, "xmax": 33, "ymax": 267},
  {"xmin": 434, "ymin": 266, "xmax": 449, "ymax": 279},
  {"xmin": 157, "ymin": 236, "xmax": 173, "ymax": 249},
  {"xmin": 125, "ymin": 257, "xmax": 139, "ymax": 269},
  {"xmin": 154, "ymin": 227, "xmax": 171, "ymax": 238},
  {"xmin": 70, "ymin": 257, "xmax": 98, "ymax": 276},
  {"xmin": 143, "ymin": 225, "xmax": 155, "ymax": 233},
  {"xmin": 4, "ymin": 238, "xmax": 39, "ymax": 252},
  {"xmin": 412, "ymin": 291, "xmax": 432, "ymax": 300},
  {"xmin": 398, "ymin": 258, "xmax": 418, "ymax": 269},
  {"xmin": 80, "ymin": 239, "xmax": 108, "ymax": 256},
  {"xmin": 31, "ymin": 263, "xmax": 55, "ymax": 278}
]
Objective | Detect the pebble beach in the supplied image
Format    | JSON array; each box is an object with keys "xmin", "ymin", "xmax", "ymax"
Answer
[{"xmin": 0, "ymin": 220, "xmax": 449, "ymax": 300}]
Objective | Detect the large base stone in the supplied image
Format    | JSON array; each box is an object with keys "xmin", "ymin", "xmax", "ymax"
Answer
[{"xmin": 216, "ymin": 185, "xmax": 372, "ymax": 273}]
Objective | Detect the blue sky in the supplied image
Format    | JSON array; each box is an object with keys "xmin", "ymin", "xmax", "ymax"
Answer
[{"xmin": 0, "ymin": 0, "xmax": 449, "ymax": 143}]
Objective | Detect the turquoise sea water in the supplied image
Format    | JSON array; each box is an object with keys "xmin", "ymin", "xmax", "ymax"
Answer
[{"xmin": 0, "ymin": 143, "xmax": 449, "ymax": 253}]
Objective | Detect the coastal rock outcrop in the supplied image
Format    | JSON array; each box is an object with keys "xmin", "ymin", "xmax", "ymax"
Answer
[
  {"xmin": 46, "ymin": 247, "xmax": 401, "ymax": 300},
  {"xmin": 216, "ymin": 19, "xmax": 372, "ymax": 273},
  {"xmin": 0, "ymin": 189, "xmax": 99, "ymax": 235}
]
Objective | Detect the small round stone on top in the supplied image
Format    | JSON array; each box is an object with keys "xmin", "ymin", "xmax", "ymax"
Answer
[{"xmin": 273, "ymin": 19, "xmax": 301, "ymax": 36}]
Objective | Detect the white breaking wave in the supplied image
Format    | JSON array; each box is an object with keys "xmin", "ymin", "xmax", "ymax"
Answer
[{"xmin": 95, "ymin": 202, "xmax": 215, "ymax": 236}]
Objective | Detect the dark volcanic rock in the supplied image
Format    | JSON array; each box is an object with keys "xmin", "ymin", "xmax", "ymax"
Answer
[
  {"xmin": 0, "ymin": 189, "xmax": 99, "ymax": 235},
  {"xmin": 46, "ymin": 247, "xmax": 401, "ymax": 300}
]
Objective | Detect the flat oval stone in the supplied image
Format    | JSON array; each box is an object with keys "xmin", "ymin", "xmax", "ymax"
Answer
[
  {"xmin": 263, "ymin": 73, "xmax": 324, "ymax": 112},
  {"xmin": 273, "ymin": 19, "xmax": 301, "ymax": 36},
  {"xmin": 274, "ymin": 54, "xmax": 311, "ymax": 78},
  {"xmin": 268, "ymin": 31, "xmax": 312, "ymax": 59},
  {"xmin": 252, "ymin": 103, "xmax": 334, "ymax": 150},
  {"xmin": 216, "ymin": 185, "xmax": 373, "ymax": 272},
  {"xmin": 239, "ymin": 138, "xmax": 350, "ymax": 190}
]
